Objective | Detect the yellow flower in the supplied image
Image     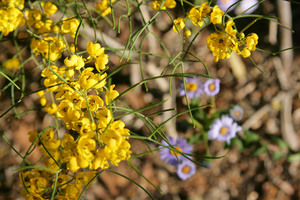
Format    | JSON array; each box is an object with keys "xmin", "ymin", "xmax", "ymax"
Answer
[
  {"xmin": 78, "ymin": 118, "xmax": 96, "ymax": 137},
  {"xmin": 67, "ymin": 106, "xmax": 82, "ymax": 121},
  {"xmin": 28, "ymin": 131, "xmax": 39, "ymax": 144},
  {"xmin": 36, "ymin": 90, "xmax": 44, "ymax": 97},
  {"xmin": 61, "ymin": 134, "xmax": 76, "ymax": 149},
  {"xmin": 81, "ymin": 95, "xmax": 104, "ymax": 112},
  {"xmin": 105, "ymin": 84, "xmax": 119, "ymax": 105},
  {"xmin": 96, "ymin": 120, "xmax": 131, "ymax": 166},
  {"xmin": 55, "ymin": 84, "xmax": 75, "ymax": 100},
  {"xmin": 39, "ymin": 96, "xmax": 47, "ymax": 106},
  {"xmin": 206, "ymin": 19, "xmax": 239, "ymax": 62},
  {"xmin": 51, "ymin": 37, "xmax": 67, "ymax": 55},
  {"xmin": 68, "ymin": 156, "xmax": 80, "ymax": 172},
  {"xmin": 78, "ymin": 67, "xmax": 107, "ymax": 91},
  {"xmin": 95, "ymin": 0, "xmax": 114, "ymax": 17},
  {"xmin": 25, "ymin": 193, "xmax": 44, "ymax": 200},
  {"xmin": 184, "ymin": 29, "xmax": 191, "ymax": 38},
  {"xmin": 210, "ymin": 5, "xmax": 224, "ymax": 24},
  {"xmin": 245, "ymin": 33, "xmax": 258, "ymax": 51},
  {"xmin": 69, "ymin": 93, "xmax": 85, "ymax": 108},
  {"xmin": 86, "ymin": 41, "xmax": 109, "ymax": 71},
  {"xmin": 44, "ymin": 103, "xmax": 58, "ymax": 114},
  {"xmin": 0, "ymin": 7, "xmax": 25, "ymax": 36},
  {"xmin": 0, "ymin": 0, "xmax": 25, "ymax": 10},
  {"xmin": 240, "ymin": 48, "xmax": 251, "ymax": 58},
  {"xmin": 30, "ymin": 176, "xmax": 48, "ymax": 193},
  {"xmin": 41, "ymin": 65, "xmax": 61, "ymax": 91},
  {"xmin": 95, "ymin": 53, "xmax": 109, "ymax": 72},
  {"xmin": 96, "ymin": 107, "xmax": 112, "ymax": 129},
  {"xmin": 51, "ymin": 25, "xmax": 60, "ymax": 33},
  {"xmin": 77, "ymin": 137, "xmax": 96, "ymax": 162},
  {"xmin": 64, "ymin": 55, "xmax": 85, "ymax": 70},
  {"xmin": 151, "ymin": 1, "xmax": 161, "ymax": 10},
  {"xmin": 76, "ymin": 171, "xmax": 96, "ymax": 188},
  {"xmin": 172, "ymin": 17, "xmax": 186, "ymax": 33},
  {"xmin": 151, "ymin": 0, "xmax": 176, "ymax": 10},
  {"xmin": 61, "ymin": 17, "xmax": 80, "ymax": 38},
  {"xmin": 91, "ymin": 149, "xmax": 109, "ymax": 169},
  {"xmin": 56, "ymin": 174, "xmax": 70, "ymax": 189},
  {"xmin": 65, "ymin": 184, "xmax": 80, "ymax": 199},
  {"xmin": 25, "ymin": 9, "xmax": 42, "ymax": 27},
  {"xmin": 25, "ymin": 9, "xmax": 54, "ymax": 35},
  {"xmin": 86, "ymin": 41, "xmax": 105, "ymax": 59},
  {"xmin": 65, "ymin": 68, "xmax": 75, "ymax": 78},
  {"xmin": 31, "ymin": 37, "xmax": 65, "ymax": 61},
  {"xmin": 69, "ymin": 43, "xmax": 76, "ymax": 53},
  {"xmin": 188, "ymin": 3, "xmax": 211, "ymax": 27},
  {"xmin": 42, "ymin": 1, "xmax": 58, "ymax": 15},
  {"xmin": 225, "ymin": 18, "xmax": 237, "ymax": 36},
  {"xmin": 44, "ymin": 157, "xmax": 60, "ymax": 171},
  {"xmin": 57, "ymin": 100, "xmax": 74, "ymax": 121},
  {"xmin": 40, "ymin": 128, "xmax": 55, "ymax": 143},
  {"xmin": 239, "ymin": 33, "xmax": 258, "ymax": 58},
  {"xmin": 3, "ymin": 57, "xmax": 20, "ymax": 70}
]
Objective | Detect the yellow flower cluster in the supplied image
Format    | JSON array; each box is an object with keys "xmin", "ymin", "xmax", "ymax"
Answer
[
  {"xmin": 170, "ymin": 3, "xmax": 224, "ymax": 37},
  {"xmin": 166, "ymin": 2, "xmax": 258, "ymax": 61},
  {"xmin": 24, "ymin": 1, "xmax": 80, "ymax": 62},
  {"xmin": 188, "ymin": 2, "xmax": 213, "ymax": 27},
  {"xmin": 0, "ymin": 0, "xmax": 25, "ymax": 36},
  {"xmin": 206, "ymin": 19, "xmax": 258, "ymax": 61},
  {"xmin": 95, "ymin": 0, "xmax": 115, "ymax": 17},
  {"xmin": 27, "ymin": 4, "xmax": 78, "ymax": 36},
  {"xmin": 21, "ymin": 41, "xmax": 132, "ymax": 199},
  {"xmin": 151, "ymin": 0, "xmax": 176, "ymax": 10},
  {"xmin": 20, "ymin": 168, "xmax": 96, "ymax": 199},
  {"xmin": 30, "ymin": 37, "xmax": 66, "ymax": 61},
  {"xmin": 36, "ymin": 41, "xmax": 131, "ymax": 173},
  {"xmin": 25, "ymin": 2, "xmax": 58, "ymax": 35}
]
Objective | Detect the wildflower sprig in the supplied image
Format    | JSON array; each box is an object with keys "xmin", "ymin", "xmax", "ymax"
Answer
[
  {"xmin": 18, "ymin": 37, "xmax": 132, "ymax": 198},
  {"xmin": 151, "ymin": 0, "xmax": 260, "ymax": 62},
  {"xmin": 0, "ymin": 1, "xmax": 135, "ymax": 198}
]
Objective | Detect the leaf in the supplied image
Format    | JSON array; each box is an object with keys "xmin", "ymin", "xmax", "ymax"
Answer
[
  {"xmin": 253, "ymin": 145, "xmax": 268, "ymax": 156},
  {"xmin": 272, "ymin": 137, "xmax": 289, "ymax": 149},
  {"xmin": 288, "ymin": 153, "xmax": 300, "ymax": 162},
  {"xmin": 272, "ymin": 151, "xmax": 287, "ymax": 161},
  {"xmin": 244, "ymin": 130, "xmax": 260, "ymax": 143},
  {"xmin": 233, "ymin": 138, "xmax": 244, "ymax": 151}
]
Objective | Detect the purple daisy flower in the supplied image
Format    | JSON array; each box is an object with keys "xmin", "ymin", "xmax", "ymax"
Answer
[
  {"xmin": 176, "ymin": 159, "xmax": 196, "ymax": 180},
  {"xmin": 160, "ymin": 137, "xmax": 193, "ymax": 166},
  {"xmin": 235, "ymin": 0, "xmax": 259, "ymax": 14},
  {"xmin": 216, "ymin": 0, "xmax": 238, "ymax": 12},
  {"xmin": 179, "ymin": 77, "xmax": 203, "ymax": 99},
  {"xmin": 208, "ymin": 115, "xmax": 242, "ymax": 144},
  {"xmin": 229, "ymin": 105, "xmax": 244, "ymax": 121},
  {"xmin": 203, "ymin": 79, "xmax": 220, "ymax": 96}
]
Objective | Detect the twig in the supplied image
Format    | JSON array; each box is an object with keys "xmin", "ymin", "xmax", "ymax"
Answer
[{"xmin": 276, "ymin": 0, "xmax": 299, "ymax": 151}]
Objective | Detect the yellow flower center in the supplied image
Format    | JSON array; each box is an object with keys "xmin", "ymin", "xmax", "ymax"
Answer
[
  {"xmin": 209, "ymin": 83, "xmax": 216, "ymax": 91},
  {"xmin": 170, "ymin": 147, "xmax": 182, "ymax": 156},
  {"xmin": 182, "ymin": 165, "xmax": 191, "ymax": 174},
  {"xmin": 186, "ymin": 83, "xmax": 198, "ymax": 91},
  {"xmin": 233, "ymin": 110, "xmax": 241, "ymax": 118},
  {"xmin": 219, "ymin": 126, "xmax": 228, "ymax": 135}
]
